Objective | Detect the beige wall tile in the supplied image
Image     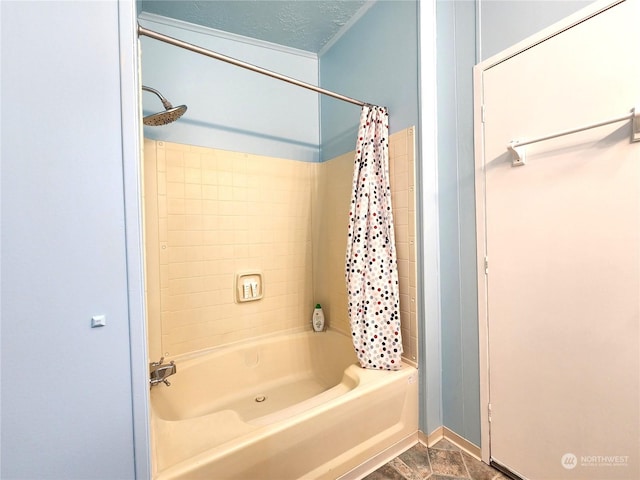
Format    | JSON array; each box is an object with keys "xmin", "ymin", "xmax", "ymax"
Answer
[
  {"xmin": 145, "ymin": 141, "xmax": 315, "ymax": 357},
  {"xmin": 166, "ymin": 166, "xmax": 184, "ymax": 182},
  {"xmin": 144, "ymin": 127, "xmax": 417, "ymax": 363},
  {"xmin": 390, "ymin": 126, "xmax": 418, "ymax": 364}
]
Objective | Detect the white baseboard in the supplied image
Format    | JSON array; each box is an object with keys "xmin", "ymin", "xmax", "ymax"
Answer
[
  {"xmin": 442, "ymin": 427, "xmax": 481, "ymax": 459},
  {"xmin": 422, "ymin": 426, "xmax": 443, "ymax": 446},
  {"xmin": 337, "ymin": 432, "xmax": 419, "ymax": 480},
  {"xmin": 420, "ymin": 427, "xmax": 481, "ymax": 459},
  {"xmin": 340, "ymin": 427, "xmax": 482, "ymax": 479}
]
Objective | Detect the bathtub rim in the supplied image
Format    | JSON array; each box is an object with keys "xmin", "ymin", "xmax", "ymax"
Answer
[
  {"xmin": 157, "ymin": 326, "xmax": 348, "ymax": 364},
  {"xmin": 157, "ymin": 326, "xmax": 417, "ymax": 370}
]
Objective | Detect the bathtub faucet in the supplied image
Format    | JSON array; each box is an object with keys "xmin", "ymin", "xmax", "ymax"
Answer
[{"xmin": 149, "ymin": 357, "xmax": 177, "ymax": 387}]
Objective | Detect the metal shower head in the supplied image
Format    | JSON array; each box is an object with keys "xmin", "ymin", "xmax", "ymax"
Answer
[{"xmin": 142, "ymin": 85, "xmax": 187, "ymax": 126}]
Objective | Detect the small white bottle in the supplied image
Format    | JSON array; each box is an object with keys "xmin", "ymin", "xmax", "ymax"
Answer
[{"xmin": 312, "ymin": 304, "xmax": 325, "ymax": 332}]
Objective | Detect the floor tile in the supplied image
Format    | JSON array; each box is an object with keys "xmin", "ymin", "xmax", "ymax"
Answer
[
  {"xmin": 363, "ymin": 463, "xmax": 408, "ymax": 480},
  {"xmin": 365, "ymin": 440, "xmax": 504, "ymax": 480},
  {"xmin": 428, "ymin": 448, "xmax": 468, "ymax": 477},
  {"xmin": 491, "ymin": 473, "xmax": 512, "ymax": 480},
  {"xmin": 388, "ymin": 457, "xmax": 418, "ymax": 480},
  {"xmin": 461, "ymin": 451, "xmax": 501, "ymax": 480},
  {"xmin": 398, "ymin": 443, "xmax": 432, "ymax": 478},
  {"xmin": 428, "ymin": 475, "xmax": 469, "ymax": 480},
  {"xmin": 430, "ymin": 438, "xmax": 462, "ymax": 451}
]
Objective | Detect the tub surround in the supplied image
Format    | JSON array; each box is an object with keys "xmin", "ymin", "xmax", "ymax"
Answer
[{"xmin": 144, "ymin": 126, "xmax": 418, "ymax": 364}]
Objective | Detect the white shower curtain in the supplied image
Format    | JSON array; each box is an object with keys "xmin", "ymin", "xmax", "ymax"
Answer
[{"xmin": 345, "ymin": 105, "xmax": 403, "ymax": 370}]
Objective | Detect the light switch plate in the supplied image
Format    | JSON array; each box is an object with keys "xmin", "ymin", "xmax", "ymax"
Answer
[{"xmin": 91, "ymin": 315, "xmax": 106, "ymax": 328}]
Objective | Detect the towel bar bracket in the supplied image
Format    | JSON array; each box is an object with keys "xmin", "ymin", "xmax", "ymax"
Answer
[
  {"xmin": 632, "ymin": 106, "xmax": 640, "ymax": 143},
  {"xmin": 508, "ymin": 143, "xmax": 526, "ymax": 167}
]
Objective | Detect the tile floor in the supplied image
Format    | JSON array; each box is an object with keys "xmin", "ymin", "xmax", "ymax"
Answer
[{"xmin": 363, "ymin": 439, "xmax": 508, "ymax": 480}]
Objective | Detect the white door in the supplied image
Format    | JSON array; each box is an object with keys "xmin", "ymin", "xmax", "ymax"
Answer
[{"xmin": 477, "ymin": 1, "xmax": 639, "ymax": 478}]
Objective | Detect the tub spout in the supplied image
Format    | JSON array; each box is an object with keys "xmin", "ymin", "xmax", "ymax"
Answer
[{"xmin": 150, "ymin": 358, "xmax": 177, "ymax": 387}]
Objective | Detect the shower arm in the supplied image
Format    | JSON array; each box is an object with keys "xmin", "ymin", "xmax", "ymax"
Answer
[
  {"xmin": 142, "ymin": 85, "xmax": 173, "ymax": 110},
  {"xmin": 137, "ymin": 25, "xmax": 369, "ymax": 108}
]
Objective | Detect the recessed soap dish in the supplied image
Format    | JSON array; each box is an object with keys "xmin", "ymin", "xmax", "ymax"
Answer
[{"xmin": 234, "ymin": 271, "xmax": 263, "ymax": 303}]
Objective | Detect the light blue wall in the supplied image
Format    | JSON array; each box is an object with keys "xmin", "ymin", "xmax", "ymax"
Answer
[
  {"xmin": 437, "ymin": 0, "xmax": 596, "ymax": 447},
  {"xmin": 480, "ymin": 0, "xmax": 595, "ymax": 60},
  {"xmin": 139, "ymin": 14, "xmax": 321, "ymax": 162},
  {"xmin": 320, "ymin": 0, "xmax": 436, "ymax": 434},
  {"xmin": 319, "ymin": 0, "xmax": 419, "ymax": 161},
  {"xmin": 436, "ymin": 0, "xmax": 481, "ymax": 446},
  {"xmin": 1, "ymin": 1, "xmax": 139, "ymax": 478}
]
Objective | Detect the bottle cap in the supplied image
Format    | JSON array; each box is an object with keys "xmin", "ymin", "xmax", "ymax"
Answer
[{"xmin": 315, "ymin": 304, "xmax": 321, "ymax": 308}]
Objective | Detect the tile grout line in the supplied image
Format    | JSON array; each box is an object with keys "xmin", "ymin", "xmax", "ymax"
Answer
[
  {"xmin": 425, "ymin": 445, "xmax": 434, "ymax": 479},
  {"xmin": 460, "ymin": 450, "xmax": 473, "ymax": 479}
]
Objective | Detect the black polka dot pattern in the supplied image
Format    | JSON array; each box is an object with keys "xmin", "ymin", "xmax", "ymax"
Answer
[{"xmin": 345, "ymin": 105, "xmax": 403, "ymax": 371}]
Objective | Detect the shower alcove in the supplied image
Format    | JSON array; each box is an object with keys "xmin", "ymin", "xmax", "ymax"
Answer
[
  {"xmin": 142, "ymin": 127, "xmax": 419, "ymax": 478},
  {"xmin": 139, "ymin": 4, "xmax": 422, "ymax": 477}
]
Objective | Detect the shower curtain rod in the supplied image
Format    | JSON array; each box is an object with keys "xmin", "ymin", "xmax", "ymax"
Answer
[{"xmin": 138, "ymin": 25, "xmax": 367, "ymax": 107}]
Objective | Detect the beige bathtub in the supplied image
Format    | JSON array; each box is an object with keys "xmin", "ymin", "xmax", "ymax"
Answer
[{"xmin": 151, "ymin": 329, "xmax": 418, "ymax": 480}]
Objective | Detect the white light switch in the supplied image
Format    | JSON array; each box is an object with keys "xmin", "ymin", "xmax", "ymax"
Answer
[{"xmin": 91, "ymin": 315, "xmax": 106, "ymax": 328}]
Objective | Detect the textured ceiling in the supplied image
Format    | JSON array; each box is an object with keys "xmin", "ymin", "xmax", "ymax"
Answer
[{"xmin": 140, "ymin": 0, "xmax": 371, "ymax": 53}]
